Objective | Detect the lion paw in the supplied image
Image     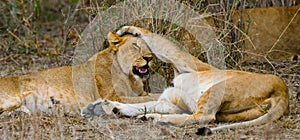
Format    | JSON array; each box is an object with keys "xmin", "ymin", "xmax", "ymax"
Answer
[
  {"xmin": 81, "ymin": 100, "xmax": 106, "ymax": 119},
  {"xmin": 137, "ymin": 114, "xmax": 161, "ymax": 122},
  {"xmin": 116, "ymin": 26, "xmax": 150, "ymax": 37},
  {"xmin": 195, "ymin": 127, "xmax": 212, "ymax": 136}
]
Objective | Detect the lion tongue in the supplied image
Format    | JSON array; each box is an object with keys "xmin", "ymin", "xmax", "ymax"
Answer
[{"xmin": 136, "ymin": 67, "xmax": 148, "ymax": 73}]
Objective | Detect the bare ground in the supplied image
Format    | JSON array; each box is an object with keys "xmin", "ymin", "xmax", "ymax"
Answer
[{"xmin": 0, "ymin": 59, "xmax": 299, "ymax": 139}]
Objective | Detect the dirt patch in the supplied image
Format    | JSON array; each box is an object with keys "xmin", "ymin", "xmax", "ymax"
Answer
[{"xmin": 0, "ymin": 60, "xmax": 299, "ymax": 139}]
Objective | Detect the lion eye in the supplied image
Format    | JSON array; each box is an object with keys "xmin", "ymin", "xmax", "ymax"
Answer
[
  {"xmin": 132, "ymin": 43, "xmax": 140, "ymax": 49},
  {"xmin": 112, "ymin": 41, "xmax": 120, "ymax": 45}
]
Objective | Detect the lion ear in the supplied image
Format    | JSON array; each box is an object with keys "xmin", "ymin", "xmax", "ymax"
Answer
[{"xmin": 107, "ymin": 32, "xmax": 122, "ymax": 52}]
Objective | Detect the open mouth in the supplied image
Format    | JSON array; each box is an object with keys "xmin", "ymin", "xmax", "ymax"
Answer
[
  {"xmin": 136, "ymin": 66, "xmax": 148, "ymax": 73},
  {"xmin": 132, "ymin": 65, "xmax": 150, "ymax": 77}
]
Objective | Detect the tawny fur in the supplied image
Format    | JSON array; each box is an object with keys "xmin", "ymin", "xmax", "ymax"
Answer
[
  {"xmin": 0, "ymin": 32, "xmax": 159, "ymax": 114},
  {"xmin": 84, "ymin": 26, "xmax": 289, "ymax": 133}
]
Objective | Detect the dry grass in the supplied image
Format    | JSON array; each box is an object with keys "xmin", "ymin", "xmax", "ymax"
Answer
[
  {"xmin": 0, "ymin": 60, "xmax": 299, "ymax": 139},
  {"xmin": 0, "ymin": 0, "xmax": 299, "ymax": 139}
]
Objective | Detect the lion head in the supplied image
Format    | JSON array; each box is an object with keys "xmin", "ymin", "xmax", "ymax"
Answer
[{"xmin": 107, "ymin": 32, "xmax": 153, "ymax": 81}]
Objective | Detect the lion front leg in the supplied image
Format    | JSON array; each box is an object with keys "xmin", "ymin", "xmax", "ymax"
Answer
[
  {"xmin": 101, "ymin": 98, "xmax": 184, "ymax": 117},
  {"xmin": 116, "ymin": 26, "xmax": 212, "ymax": 73},
  {"xmin": 81, "ymin": 94, "xmax": 160, "ymax": 119},
  {"xmin": 104, "ymin": 100, "xmax": 158, "ymax": 117},
  {"xmin": 107, "ymin": 87, "xmax": 186, "ymax": 117},
  {"xmin": 81, "ymin": 97, "xmax": 184, "ymax": 119},
  {"xmin": 81, "ymin": 98, "xmax": 158, "ymax": 119},
  {"xmin": 81, "ymin": 87, "xmax": 185, "ymax": 119}
]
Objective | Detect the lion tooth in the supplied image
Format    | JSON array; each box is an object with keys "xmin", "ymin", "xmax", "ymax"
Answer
[{"xmin": 138, "ymin": 68, "xmax": 147, "ymax": 73}]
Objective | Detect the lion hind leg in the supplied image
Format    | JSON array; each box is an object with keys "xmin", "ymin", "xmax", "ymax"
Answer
[
  {"xmin": 197, "ymin": 96, "xmax": 288, "ymax": 135},
  {"xmin": 216, "ymin": 106, "xmax": 267, "ymax": 122},
  {"xmin": 216, "ymin": 99, "xmax": 272, "ymax": 122}
]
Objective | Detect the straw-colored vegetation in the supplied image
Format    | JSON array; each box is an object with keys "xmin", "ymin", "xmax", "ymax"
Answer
[{"xmin": 0, "ymin": 0, "xmax": 299, "ymax": 139}]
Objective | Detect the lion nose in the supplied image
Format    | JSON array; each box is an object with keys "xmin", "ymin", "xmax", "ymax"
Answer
[{"xmin": 143, "ymin": 56, "xmax": 153, "ymax": 62}]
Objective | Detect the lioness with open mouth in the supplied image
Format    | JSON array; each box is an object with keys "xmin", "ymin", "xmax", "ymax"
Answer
[{"xmin": 0, "ymin": 32, "xmax": 158, "ymax": 114}]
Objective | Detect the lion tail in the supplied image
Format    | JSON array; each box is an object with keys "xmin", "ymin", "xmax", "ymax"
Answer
[{"xmin": 196, "ymin": 94, "xmax": 288, "ymax": 136}]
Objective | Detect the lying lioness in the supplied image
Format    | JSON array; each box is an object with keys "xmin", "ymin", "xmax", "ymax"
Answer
[
  {"xmin": 0, "ymin": 32, "xmax": 159, "ymax": 114},
  {"xmin": 81, "ymin": 26, "xmax": 289, "ymax": 135}
]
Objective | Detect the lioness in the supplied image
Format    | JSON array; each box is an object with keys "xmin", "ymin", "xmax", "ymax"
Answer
[
  {"xmin": 0, "ymin": 32, "xmax": 158, "ymax": 114},
  {"xmin": 82, "ymin": 26, "xmax": 289, "ymax": 135}
]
